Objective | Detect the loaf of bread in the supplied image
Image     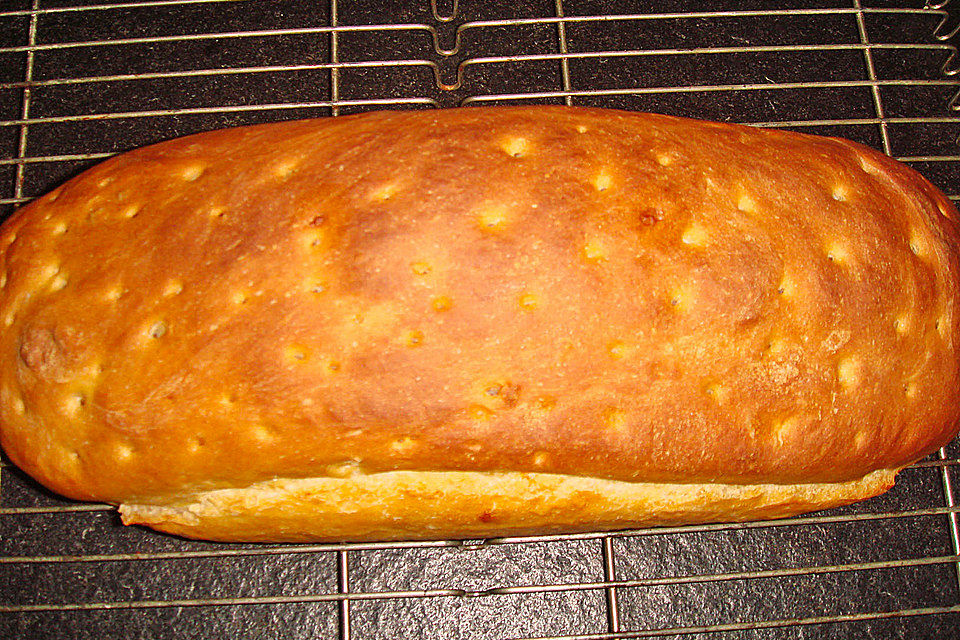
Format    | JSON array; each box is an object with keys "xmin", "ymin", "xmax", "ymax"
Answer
[{"xmin": 1, "ymin": 106, "xmax": 958, "ymax": 542}]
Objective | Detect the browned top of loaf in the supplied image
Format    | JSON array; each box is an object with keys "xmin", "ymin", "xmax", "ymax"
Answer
[{"xmin": 1, "ymin": 106, "xmax": 958, "ymax": 505}]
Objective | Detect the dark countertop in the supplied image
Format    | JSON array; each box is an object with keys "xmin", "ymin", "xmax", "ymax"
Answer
[{"xmin": 1, "ymin": 2, "xmax": 959, "ymax": 638}]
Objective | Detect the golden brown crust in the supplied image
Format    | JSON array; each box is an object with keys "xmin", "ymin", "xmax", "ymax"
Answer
[
  {"xmin": 0, "ymin": 106, "xmax": 957, "ymax": 541},
  {"xmin": 118, "ymin": 469, "xmax": 898, "ymax": 543}
]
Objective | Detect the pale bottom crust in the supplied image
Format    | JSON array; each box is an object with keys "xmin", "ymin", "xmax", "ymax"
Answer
[{"xmin": 116, "ymin": 469, "xmax": 899, "ymax": 543}]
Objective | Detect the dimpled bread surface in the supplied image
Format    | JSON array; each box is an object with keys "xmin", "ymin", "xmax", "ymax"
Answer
[{"xmin": 0, "ymin": 106, "xmax": 958, "ymax": 542}]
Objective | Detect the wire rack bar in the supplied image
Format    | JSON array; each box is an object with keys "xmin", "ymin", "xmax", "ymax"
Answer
[
  {"xmin": 0, "ymin": 503, "xmax": 114, "ymax": 514},
  {"xmin": 469, "ymin": 555, "xmax": 960, "ymax": 597},
  {"xmin": 854, "ymin": 0, "xmax": 893, "ymax": 155},
  {"xmin": 329, "ymin": 0, "xmax": 340, "ymax": 118},
  {"xmin": 911, "ymin": 458, "xmax": 960, "ymax": 469},
  {"xmin": 0, "ymin": 60, "xmax": 437, "ymax": 91},
  {"xmin": 396, "ymin": 7, "xmax": 958, "ymax": 57},
  {"xmin": 401, "ymin": 8, "xmax": 958, "ymax": 58},
  {"xmin": 13, "ymin": 0, "xmax": 38, "ymax": 203},
  {"xmin": 0, "ymin": 539, "xmax": 465, "ymax": 565},
  {"xmin": 485, "ymin": 504, "xmax": 960, "ymax": 545},
  {"xmin": 0, "ymin": 545, "xmax": 450, "ymax": 566},
  {"xmin": 1, "ymin": 41, "xmax": 952, "ymax": 104},
  {"xmin": 4, "ymin": 505, "xmax": 959, "ymax": 563},
  {"xmin": 0, "ymin": 78, "xmax": 953, "ymax": 131},
  {"xmin": 0, "ymin": 0, "xmax": 253, "ymax": 17},
  {"xmin": 331, "ymin": 4, "xmax": 346, "ymax": 635},
  {"xmin": 0, "ymin": 459, "xmax": 953, "ymax": 518},
  {"xmin": 2, "ymin": 150, "xmax": 957, "ymax": 186},
  {"xmin": 442, "ymin": 43, "xmax": 957, "ymax": 91},
  {"xmin": 337, "ymin": 549, "xmax": 351, "ymax": 640},
  {"xmin": 0, "ymin": 588, "xmax": 463, "ymax": 613},
  {"xmin": 0, "ymin": 4, "xmax": 945, "ymax": 22},
  {"xmin": 0, "ymin": 7, "xmax": 951, "ymax": 60},
  {"xmin": 0, "ymin": 152, "xmax": 114, "ymax": 165},
  {"xmin": 930, "ymin": 1, "xmax": 960, "ymax": 41},
  {"xmin": 601, "ymin": 536, "xmax": 621, "ymax": 633},
  {"xmin": 554, "ymin": 0, "xmax": 573, "ymax": 107},
  {"xmin": 938, "ymin": 448, "xmax": 960, "ymax": 598},
  {"xmin": 0, "ymin": 97, "xmax": 438, "ymax": 129},
  {"xmin": 3, "ymin": 555, "xmax": 958, "ymax": 613},
  {"xmin": 1, "ymin": 115, "xmax": 958, "ymax": 162},
  {"xmin": 0, "ymin": 25, "xmax": 429, "ymax": 55},
  {"xmin": 430, "ymin": 0, "xmax": 457, "ymax": 23},
  {"xmin": 0, "ymin": 43, "xmax": 952, "ymax": 82},
  {"xmin": 459, "ymin": 78, "xmax": 960, "ymax": 105},
  {"xmin": 513, "ymin": 605, "xmax": 960, "ymax": 640},
  {"xmin": 895, "ymin": 155, "xmax": 960, "ymax": 162}
]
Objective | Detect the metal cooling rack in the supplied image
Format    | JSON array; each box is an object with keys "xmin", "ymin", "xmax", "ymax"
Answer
[{"xmin": 2, "ymin": 1, "xmax": 960, "ymax": 638}]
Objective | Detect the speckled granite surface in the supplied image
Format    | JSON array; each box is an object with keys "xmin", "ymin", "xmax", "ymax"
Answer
[{"xmin": 1, "ymin": 1, "xmax": 959, "ymax": 638}]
